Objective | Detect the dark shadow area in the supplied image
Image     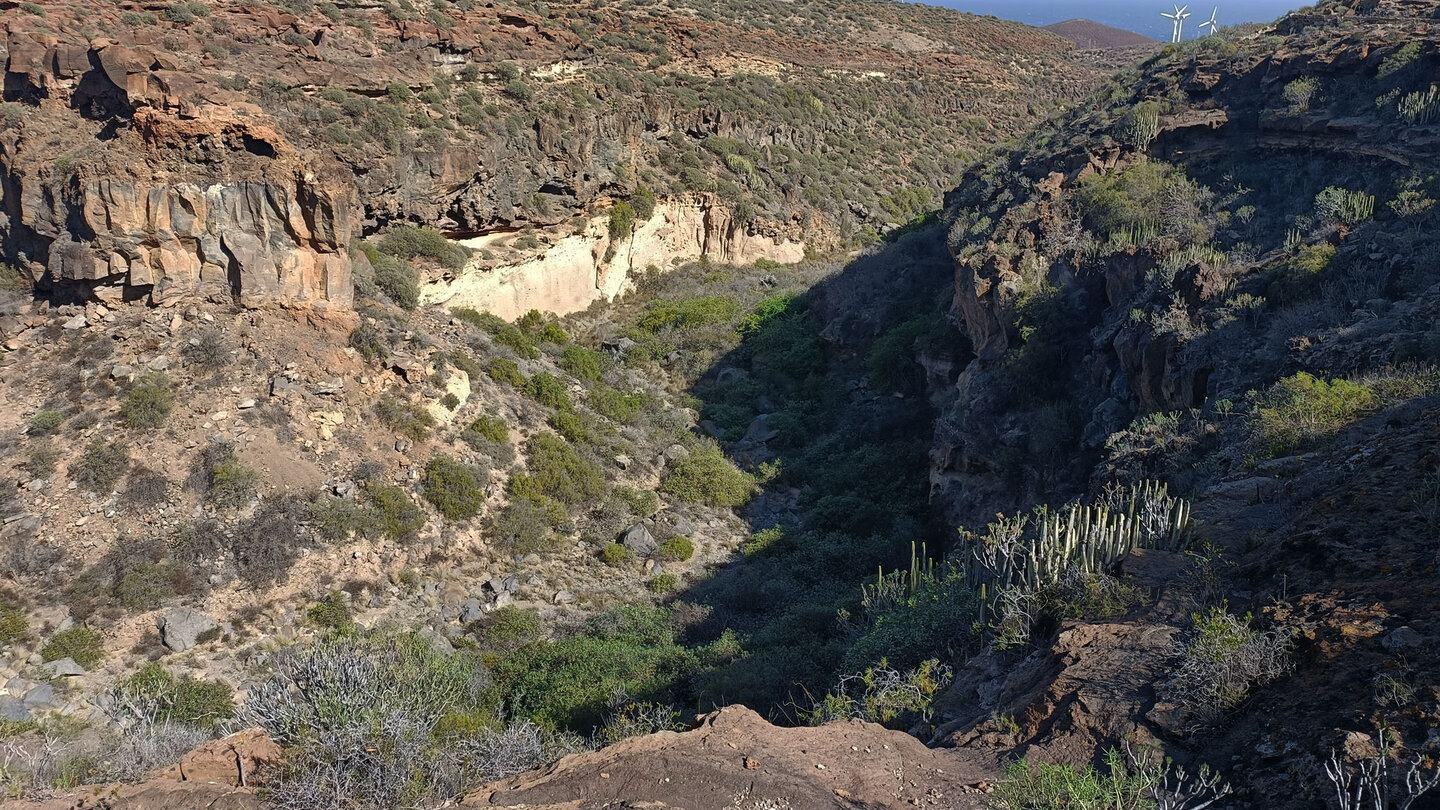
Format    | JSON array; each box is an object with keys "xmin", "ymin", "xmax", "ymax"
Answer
[{"xmin": 623, "ymin": 224, "xmax": 973, "ymax": 718}]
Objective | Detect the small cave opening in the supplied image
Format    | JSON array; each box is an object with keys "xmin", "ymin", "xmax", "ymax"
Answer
[{"xmin": 241, "ymin": 135, "xmax": 277, "ymax": 158}]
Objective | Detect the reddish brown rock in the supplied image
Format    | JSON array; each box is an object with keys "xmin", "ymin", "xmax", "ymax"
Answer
[{"xmin": 470, "ymin": 705, "xmax": 999, "ymax": 810}]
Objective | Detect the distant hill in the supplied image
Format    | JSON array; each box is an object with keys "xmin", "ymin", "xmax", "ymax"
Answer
[{"xmin": 1044, "ymin": 18, "xmax": 1159, "ymax": 49}]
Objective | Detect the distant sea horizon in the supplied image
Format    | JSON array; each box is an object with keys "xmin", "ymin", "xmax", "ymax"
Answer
[{"xmin": 922, "ymin": 1, "xmax": 1311, "ymax": 41}]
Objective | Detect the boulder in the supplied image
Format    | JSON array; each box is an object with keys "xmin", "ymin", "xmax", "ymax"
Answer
[
  {"xmin": 1382, "ymin": 626, "xmax": 1423, "ymax": 652},
  {"xmin": 22, "ymin": 684, "xmax": 54, "ymax": 706},
  {"xmin": 0, "ymin": 695, "xmax": 29, "ymax": 722},
  {"xmin": 43, "ymin": 657, "xmax": 87, "ymax": 677},
  {"xmin": 173, "ymin": 728, "xmax": 281, "ymax": 787},
  {"xmin": 621, "ymin": 524, "xmax": 658, "ymax": 557},
  {"xmin": 459, "ymin": 598, "xmax": 485, "ymax": 625},
  {"xmin": 468, "ymin": 705, "xmax": 997, "ymax": 810},
  {"xmin": 742, "ymin": 414, "xmax": 780, "ymax": 444},
  {"xmin": 157, "ymin": 608, "xmax": 218, "ymax": 652}
]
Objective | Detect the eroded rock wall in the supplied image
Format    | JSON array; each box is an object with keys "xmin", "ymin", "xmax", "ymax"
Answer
[
  {"xmin": 421, "ymin": 195, "xmax": 805, "ymax": 320},
  {"xmin": 2, "ymin": 34, "xmax": 355, "ymax": 309}
]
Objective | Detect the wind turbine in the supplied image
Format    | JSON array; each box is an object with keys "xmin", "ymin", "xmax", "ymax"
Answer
[
  {"xmin": 1199, "ymin": 6, "xmax": 1219, "ymax": 36},
  {"xmin": 1161, "ymin": 4, "xmax": 1191, "ymax": 43}
]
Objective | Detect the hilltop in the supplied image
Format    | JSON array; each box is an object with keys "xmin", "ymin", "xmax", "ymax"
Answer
[{"xmin": 1044, "ymin": 18, "xmax": 1159, "ymax": 50}]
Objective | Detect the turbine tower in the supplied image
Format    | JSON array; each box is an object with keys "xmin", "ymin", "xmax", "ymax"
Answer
[
  {"xmin": 1199, "ymin": 6, "xmax": 1219, "ymax": 36},
  {"xmin": 1161, "ymin": 4, "xmax": 1191, "ymax": 43}
]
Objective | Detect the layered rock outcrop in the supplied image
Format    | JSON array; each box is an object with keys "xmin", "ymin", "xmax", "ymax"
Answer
[{"xmin": 2, "ymin": 32, "xmax": 355, "ymax": 309}]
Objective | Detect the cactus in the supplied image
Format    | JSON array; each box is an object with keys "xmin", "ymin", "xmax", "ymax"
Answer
[
  {"xmin": 860, "ymin": 481, "xmax": 1195, "ymax": 642},
  {"xmin": 960, "ymin": 480, "xmax": 1196, "ymax": 600},
  {"xmin": 1398, "ymin": 85, "xmax": 1440, "ymax": 125},
  {"xmin": 1119, "ymin": 101, "xmax": 1162, "ymax": 152},
  {"xmin": 1339, "ymin": 191, "xmax": 1375, "ymax": 225}
]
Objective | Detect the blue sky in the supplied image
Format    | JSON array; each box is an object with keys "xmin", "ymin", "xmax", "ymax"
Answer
[{"xmin": 928, "ymin": 1, "xmax": 1311, "ymax": 40}]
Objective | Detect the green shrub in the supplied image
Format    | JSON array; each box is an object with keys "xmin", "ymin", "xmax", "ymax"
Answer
[
  {"xmin": 377, "ymin": 395, "xmax": 436, "ymax": 441},
  {"xmin": 493, "ymin": 324, "xmax": 539, "ymax": 359},
  {"xmin": 614, "ymin": 487, "xmax": 659, "ymax": 519},
  {"xmin": 123, "ymin": 371, "xmax": 174, "ymax": 428},
  {"xmin": 309, "ymin": 497, "xmax": 368, "ymax": 542},
  {"xmin": 1252, "ymin": 372, "xmax": 1377, "ymax": 457},
  {"xmin": 25, "ymin": 442, "xmax": 59, "ymax": 478},
  {"xmin": 739, "ymin": 295, "xmax": 826, "ymax": 380},
  {"xmin": 29, "ymin": 410, "xmax": 64, "ymax": 434},
  {"xmin": 524, "ymin": 372, "xmax": 572, "ymax": 410},
  {"xmin": 866, "ymin": 314, "xmax": 948, "ymax": 393},
  {"xmin": 307, "ymin": 591, "xmax": 354, "ymax": 630},
  {"xmin": 661, "ymin": 442, "xmax": 754, "ymax": 506},
  {"xmin": 207, "ymin": 446, "xmax": 258, "ymax": 510},
  {"xmin": 630, "ymin": 186, "xmax": 656, "ymax": 221},
  {"xmin": 349, "ymin": 323, "xmax": 390, "ymax": 361},
  {"xmin": 245, "ymin": 630, "xmax": 578, "ymax": 809},
  {"xmin": 70, "ymin": 439, "xmax": 130, "ymax": 493},
  {"xmin": 990, "ymin": 746, "xmax": 1227, "ymax": 810},
  {"xmin": 803, "ymin": 659, "xmax": 949, "ymax": 728},
  {"xmin": 1268, "ymin": 243, "xmax": 1336, "ymax": 306},
  {"xmin": 362, "ymin": 246, "xmax": 421, "ymax": 310},
  {"xmin": 452, "ymin": 307, "xmax": 509, "ymax": 333},
  {"xmin": 488, "ymin": 605, "xmax": 696, "ymax": 729},
  {"xmin": 600, "ymin": 543, "xmax": 629, "ymax": 566},
  {"xmin": 475, "ymin": 606, "xmax": 541, "ymax": 652},
  {"xmin": 514, "ymin": 432, "xmax": 605, "ymax": 506},
  {"xmin": 447, "ymin": 350, "xmax": 482, "ymax": 381},
  {"xmin": 1283, "ymin": 76, "xmax": 1318, "ymax": 113},
  {"xmin": 588, "ymin": 385, "xmax": 650, "ymax": 423},
  {"xmin": 378, "ymin": 227, "xmax": 470, "ymax": 271},
  {"xmin": 741, "ymin": 526, "xmax": 786, "ymax": 558},
  {"xmin": 547, "ymin": 410, "xmax": 591, "ymax": 443},
  {"xmin": 659, "ymin": 536, "xmax": 694, "ymax": 562},
  {"xmin": 465, "ymin": 415, "xmax": 509, "ymax": 443},
  {"xmin": 41, "ymin": 626, "xmax": 105, "ymax": 669},
  {"xmin": 367, "ymin": 481, "xmax": 428, "ymax": 540},
  {"xmin": 488, "ymin": 358, "xmax": 526, "ymax": 387},
  {"xmin": 609, "ymin": 201, "xmax": 636, "ymax": 238},
  {"xmin": 113, "ymin": 561, "xmax": 184, "ymax": 611},
  {"xmin": 505, "ymin": 79, "xmax": 533, "ymax": 100},
  {"xmin": 488, "ymin": 496, "xmax": 566, "ymax": 553},
  {"xmin": 842, "ymin": 566, "xmax": 978, "ymax": 673},
  {"xmin": 1165, "ymin": 607, "xmax": 1291, "ymax": 724},
  {"xmin": 636, "ymin": 296, "xmax": 742, "ymax": 333},
  {"xmin": 0, "ymin": 605, "xmax": 28, "ymax": 643},
  {"xmin": 423, "ymin": 455, "xmax": 487, "ymax": 521},
  {"xmin": 559, "ymin": 346, "xmax": 605, "ymax": 382},
  {"xmin": 119, "ymin": 662, "xmax": 235, "ymax": 728},
  {"xmin": 647, "ymin": 573, "xmax": 679, "ymax": 592}
]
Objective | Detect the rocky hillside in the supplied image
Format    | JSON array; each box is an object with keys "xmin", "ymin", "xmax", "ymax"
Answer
[
  {"xmin": 920, "ymin": 0, "xmax": 1440, "ymax": 805},
  {"xmin": 9, "ymin": 0, "xmax": 1440, "ymax": 809},
  {"xmin": 1, "ymin": 0, "xmax": 1098, "ymax": 313}
]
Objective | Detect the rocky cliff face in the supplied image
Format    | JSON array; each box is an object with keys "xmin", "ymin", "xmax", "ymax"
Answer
[
  {"xmin": 424, "ymin": 194, "xmax": 805, "ymax": 320},
  {"xmin": 931, "ymin": 4, "xmax": 1440, "ymax": 527},
  {"xmin": 2, "ymin": 34, "xmax": 355, "ymax": 309},
  {"xmin": 1, "ymin": 0, "xmax": 1097, "ymax": 313}
]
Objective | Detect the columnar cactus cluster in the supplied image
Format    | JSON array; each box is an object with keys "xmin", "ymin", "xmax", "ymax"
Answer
[
  {"xmin": 1399, "ymin": 85, "xmax": 1440, "ymax": 125},
  {"xmin": 961, "ymin": 480, "xmax": 1194, "ymax": 595}
]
